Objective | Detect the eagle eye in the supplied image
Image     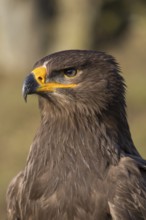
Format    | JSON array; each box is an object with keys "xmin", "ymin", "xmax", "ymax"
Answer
[{"xmin": 63, "ymin": 68, "xmax": 77, "ymax": 78}]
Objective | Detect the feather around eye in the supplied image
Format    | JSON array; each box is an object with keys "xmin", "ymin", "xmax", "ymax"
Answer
[{"xmin": 63, "ymin": 68, "xmax": 77, "ymax": 78}]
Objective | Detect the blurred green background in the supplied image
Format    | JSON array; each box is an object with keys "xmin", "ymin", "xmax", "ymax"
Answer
[{"xmin": 0, "ymin": 0, "xmax": 146, "ymax": 219}]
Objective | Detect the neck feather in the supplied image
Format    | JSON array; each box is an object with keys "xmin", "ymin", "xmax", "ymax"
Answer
[{"xmin": 26, "ymin": 101, "xmax": 139, "ymax": 178}]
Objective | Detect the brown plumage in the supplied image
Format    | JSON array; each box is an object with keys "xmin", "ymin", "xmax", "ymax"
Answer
[{"xmin": 7, "ymin": 50, "xmax": 146, "ymax": 220}]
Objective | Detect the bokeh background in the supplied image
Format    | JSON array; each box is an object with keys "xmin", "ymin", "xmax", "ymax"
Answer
[{"xmin": 0, "ymin": 0, "xmax": 146, "ymax": 218}]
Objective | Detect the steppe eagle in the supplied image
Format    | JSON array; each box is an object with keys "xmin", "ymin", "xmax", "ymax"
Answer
[{"xmin": 7, "ymin": 50, "xmax": 146, "ymax": 220}]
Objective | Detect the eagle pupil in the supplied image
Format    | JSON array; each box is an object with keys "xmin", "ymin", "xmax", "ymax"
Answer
[{"xmin": 64, "ymin": 68, "xmax": 77, "ymax": 77}]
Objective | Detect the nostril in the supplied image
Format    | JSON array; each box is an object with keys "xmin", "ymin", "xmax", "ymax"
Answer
[
  {"xmin": 38, "ymin": 76, "xmax": 43, "ymax": 83},
  {"xmin": 38, "ymin": 76, "xmax": 42, "ymax": 80}
]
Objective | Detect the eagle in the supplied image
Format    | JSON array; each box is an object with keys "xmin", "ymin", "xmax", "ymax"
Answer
[{"xmin": 6, "ymin": 50, "xmax": 146, "ymax": 220}]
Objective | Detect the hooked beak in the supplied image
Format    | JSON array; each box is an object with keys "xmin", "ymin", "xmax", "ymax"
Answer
[{"xmin": 22, "ymin": 66, "xmax": 47, "ymax": 102}]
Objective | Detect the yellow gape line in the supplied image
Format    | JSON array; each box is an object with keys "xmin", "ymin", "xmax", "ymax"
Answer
[{"xmin": 36, "ymin": 82, "xmax": 77, "ymax": 92}]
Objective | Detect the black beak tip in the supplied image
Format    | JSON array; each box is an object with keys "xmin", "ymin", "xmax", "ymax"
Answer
[
  {"xmin": 22, "ymin": 73, "xmax": 40, "ymax": 102},
  {"xmin": 22, "ymin": 84, "xmax": 28, "ymax": 102}
]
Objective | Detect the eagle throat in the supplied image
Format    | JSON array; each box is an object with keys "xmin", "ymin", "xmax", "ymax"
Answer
[{"xmin": 25, "ymin": 96, "xmax": 138, "ymax": 182}]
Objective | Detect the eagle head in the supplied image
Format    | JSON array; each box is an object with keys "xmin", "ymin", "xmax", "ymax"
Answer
[{"xmin": 22, "ymin": 50, "xmax": 125, "ymax": 114}]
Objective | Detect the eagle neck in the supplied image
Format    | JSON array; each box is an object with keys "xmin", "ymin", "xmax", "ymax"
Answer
[
  {"xmin": 30, "ymin": 109, "xmax": 119, "ymax": 171},
  {"xmin": 26, "ymin": 100, "xmax": 139, "ymax": 179}
]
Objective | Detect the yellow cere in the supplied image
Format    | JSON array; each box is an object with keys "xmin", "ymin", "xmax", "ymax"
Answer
[
  {"xmin": 32, "ymin": 66, "xmax": 47, "ymax": 85},
  {"xmin": 32, "ymin": 66, "xmax": 77, "ymax": 92}
]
